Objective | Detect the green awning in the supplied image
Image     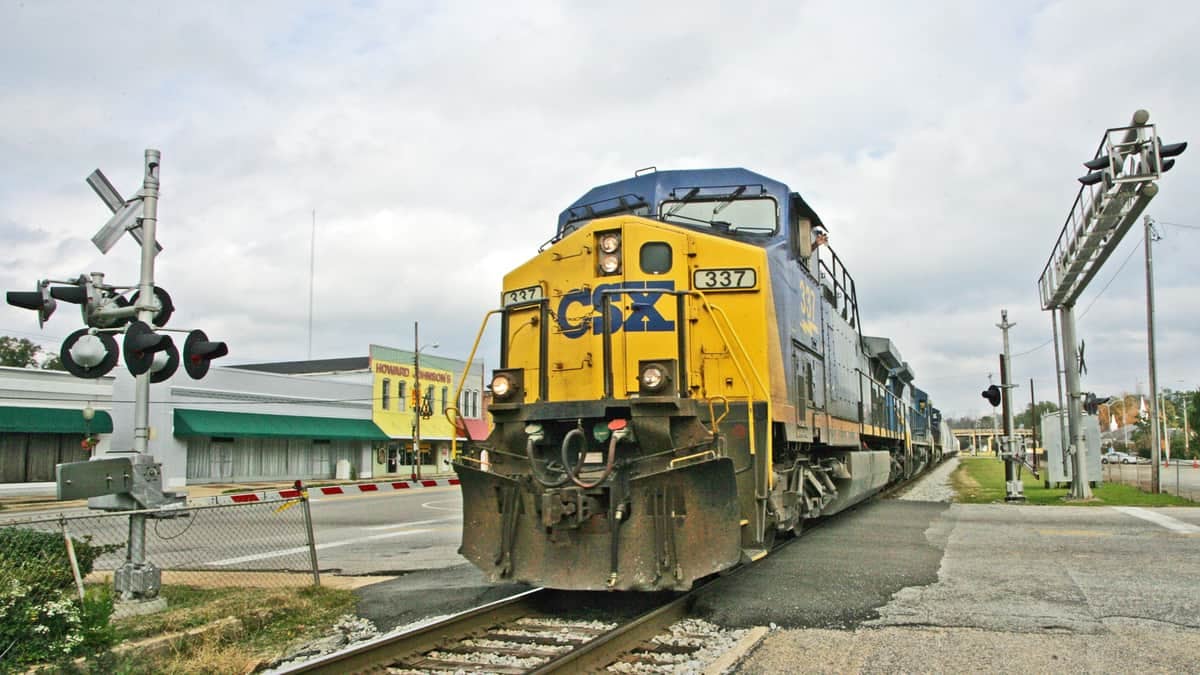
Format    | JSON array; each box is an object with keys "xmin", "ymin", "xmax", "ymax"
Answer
[
  {"xmin": 174, "ymin": 409, "xmax": 388, "ymax": 441},
  {"xmin": 0, "ymin": 406, "xmax": 114, "ymax": 434}
]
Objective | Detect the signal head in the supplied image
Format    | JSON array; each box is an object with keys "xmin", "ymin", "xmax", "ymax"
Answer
[
  {"xmin": 982, "ymin": 384, "xmax": 1002, "ymax": 407},
  {"xmin": 123, "ymin": 320, "xmax": 173, "ymax": 376},
  {"xmin": 60, "ymin": 328, "xmax": 120, "ymax": 379},
  {"xmin": 6, "ymin": 281, "xmax": 57, "ymax": 327},
  {"xmin": 150, "ymin": 341, "xmax": 180, "ymax": 383},
  {"xmin": 128, "ymin": 286, "xmax": 175, "ymax": 327},
  {"xmin": 182, "ymin": 329, "xmax": 228, "ymax": 379}
]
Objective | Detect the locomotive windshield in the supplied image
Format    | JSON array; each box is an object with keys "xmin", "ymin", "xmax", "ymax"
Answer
[{"xmin": 659, "ymin": 196, "xmax": 777, "ymax": 236}]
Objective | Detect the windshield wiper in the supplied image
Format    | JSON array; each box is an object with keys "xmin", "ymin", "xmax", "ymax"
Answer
[
  {"xmin": 711, "ymin": 186, "xmax": 747, "ymax": 216},
  {"xmin": 665, "ymin": 188, "xmax": 700, "ymax": 217}
]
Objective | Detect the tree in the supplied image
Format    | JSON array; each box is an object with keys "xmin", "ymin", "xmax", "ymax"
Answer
[
  {"xmin": 40, "ymin": 353, "xmax": 65, "ymax": 371},
  {"xmin": 1015, "ymin": 401, "xmax": 1060, "ymax": 430},
  {"xmin": 0, "ymin": 336, "xmax": 44, "ymax": 368}
]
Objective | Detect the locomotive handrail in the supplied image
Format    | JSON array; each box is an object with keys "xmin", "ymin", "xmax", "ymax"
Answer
[
  {"xmin": 855, "ymin": 367, "xmax": 916, "ymax": 440},
  {"xmin": 449, "ymin": 308, "xmax": 504, "ymax": 459},
  {"xmin": 687, "ymin": 290, "xmax": 773, "ymax": 503},
  {"xmin": 669, "ymin": 449, "xmax": 717, "ymax": 469},
  {"xmin": 705, "ymin": 395, "xmax": 731, "ymax": 437}
]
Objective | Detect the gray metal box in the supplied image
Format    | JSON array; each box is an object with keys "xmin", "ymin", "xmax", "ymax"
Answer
[
  {"xmin": 56, "ymin": 457, "xmax": 134, "ymax": 500},
  {"xmin": 1040, "ymin": 412, "xmax": 1103, "ymax": 485}
]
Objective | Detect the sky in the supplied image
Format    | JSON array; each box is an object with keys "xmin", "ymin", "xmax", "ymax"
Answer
[{"xmin": 2, "ymin": 0, "xmax": 1198, "ymax": 421}]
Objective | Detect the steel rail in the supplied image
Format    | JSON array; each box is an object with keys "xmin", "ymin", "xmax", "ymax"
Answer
[
  {"xmin": 530, "ymin": 590, "xmax": 693, "ymax": 673},
  {"xmin": 283, "ymin": 587, "xmax": 549, "ymax": 674}
]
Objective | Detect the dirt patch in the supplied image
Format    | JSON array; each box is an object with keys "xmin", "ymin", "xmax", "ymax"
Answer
[{"xmin": 949, "ymin": 462, "xmax": 981, "ymax": 500}]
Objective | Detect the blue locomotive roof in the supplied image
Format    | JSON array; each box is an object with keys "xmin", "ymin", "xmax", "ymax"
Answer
[{"xmin": 556, "ymin": 168, "xmax": 802, "ymax": 238}]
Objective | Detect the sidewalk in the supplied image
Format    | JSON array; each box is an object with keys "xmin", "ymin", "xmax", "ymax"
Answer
[{"xmin": 0, "ymin": 473, "xmax": 458, "ymax": 514}]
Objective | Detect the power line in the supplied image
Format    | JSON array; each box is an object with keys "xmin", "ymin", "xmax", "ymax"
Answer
[
  {"xmin": 1154, "ymin": 220, "xmax": 1200, "ymax": 230},
  {"xmin": 1078, "ymin": 237, "xmax": 1144, "ymax": 320},
  {"xmin": 1011, "ymin": 338, "xmax": 1053, "ymax": 358}
]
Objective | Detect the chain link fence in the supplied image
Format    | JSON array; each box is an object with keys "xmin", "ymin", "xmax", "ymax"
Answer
[
  {"xmin": 0, "ymin": 496, "xmax": 319, "ymax": 597},
  {"xmin": 1101, "ymin": 462, "xmax": 1200, "ymax": 501}
]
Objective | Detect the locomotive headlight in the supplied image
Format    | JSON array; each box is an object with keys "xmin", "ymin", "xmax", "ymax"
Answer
[
  {"xmin": 599, "ymin": 254, "xmax": 621, "ymax": 275},
  {"xmin": 489, "ymin": 368, "xmax": 524, "ymax": 403},
  {"xmin": 640, "ymin": 363, "xmax": 668, "ymax": 392},
  {"xmin": 598, "ymin": 232, "xmax": 621, "ymax": 253},
  {"xmin": 637, "ymin": 360, "xmax": 677, "ymax": 396},
  {"xmin": 491, "ymin": 374, "xmax": 512, "ymax": 397}
]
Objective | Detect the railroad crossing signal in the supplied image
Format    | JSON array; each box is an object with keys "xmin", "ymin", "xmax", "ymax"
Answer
[
  {"xmin": 4, "ymin": 155, "xmax": 228, "ymax": 382},
  {"xmin": 87, "ymin": 169, "xmax": 162, "ymax": 254},
  {"xmin": 982, "ymin": 385, "xmax": 1001, "ymax": 407}
]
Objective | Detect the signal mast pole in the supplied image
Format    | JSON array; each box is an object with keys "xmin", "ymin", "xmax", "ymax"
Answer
[
  {"xmin": 998, "ymin": 310, "xmax": 1024, "ymax": 501},
  {"xmin": 131, "ymin": 150, "xmax": 160, "ymax": 456}
]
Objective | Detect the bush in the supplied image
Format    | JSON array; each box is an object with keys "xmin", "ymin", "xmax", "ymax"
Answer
[
  {"xmin": 0, "ymin": 527, "xmax": 119, "ymax": 667},
  {"xmin": 0, "ymin": 527, "xmax": 117, "ymax": 590}
]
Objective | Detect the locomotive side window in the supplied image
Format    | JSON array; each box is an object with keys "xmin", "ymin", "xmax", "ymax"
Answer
[
  {"xmin": 659, "ymin": 197, "xmax": 777, "ymax": 235},
  {"xmin": 639, "ymin": 242, "xmax": 672, "ymax": 274}
]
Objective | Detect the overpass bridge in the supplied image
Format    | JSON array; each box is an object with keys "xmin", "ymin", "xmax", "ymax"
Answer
[{"xmin": 952, "ymin": 427, "xmax": 1035, "ymax": 454}]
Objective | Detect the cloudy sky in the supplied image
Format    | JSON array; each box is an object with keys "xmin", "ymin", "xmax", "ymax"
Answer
[{"xmin": 2, "ymin": 0, "xmax": 1197, "ymax": 420}]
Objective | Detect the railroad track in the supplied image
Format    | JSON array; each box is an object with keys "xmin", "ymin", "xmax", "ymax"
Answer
[
  {"xmin": 283, "ymin": 456, "xmax": 951, "ymax": 674},
  {"xmin": 283, "ymin": 585, "xmax": 738, "ymax": 674}
]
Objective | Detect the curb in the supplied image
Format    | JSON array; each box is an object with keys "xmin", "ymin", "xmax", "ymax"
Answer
[{"xmin": 189, "ymin": 477, "xmax": 461, "ymax": 506}]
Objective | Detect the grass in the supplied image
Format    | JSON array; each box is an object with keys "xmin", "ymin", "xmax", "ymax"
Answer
[
  {"xmin": 950, "ymin": 456, "xmax": 1197, "ymax": 506},
  {"xmin": 71, "ymin": 584, "xmax": 356, "ymax": 674}
]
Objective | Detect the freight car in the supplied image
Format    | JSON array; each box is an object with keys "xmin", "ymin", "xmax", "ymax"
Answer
[{"xmin": 451, "ymin": 168, "xmax": 952, "ymax": 591}]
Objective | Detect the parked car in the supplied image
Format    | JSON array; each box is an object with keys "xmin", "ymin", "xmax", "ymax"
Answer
[{"xmin": 1102, "ymin": 451, "xmax": 1146, "ymax": 464}]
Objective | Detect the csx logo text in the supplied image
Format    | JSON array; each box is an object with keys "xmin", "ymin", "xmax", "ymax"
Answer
[{"xmin": 556, "ymin": 282, "xmax": 675, "ymax": 338}]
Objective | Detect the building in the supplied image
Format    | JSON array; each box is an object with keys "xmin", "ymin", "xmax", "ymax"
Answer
[
  {"xmin": 0, "ymin": 366, "xmax": 115, "ymax": 483},
  {"xmin": 1, "ymin": 345, "xmax": 490, "ymax": 490},
  {"xmin": 102, "ymin": 347, "xmax": 487, "ymax": 489},
  {"xmin": 365, "ymin": 344, "xmax": 489, "ymax": 478}
]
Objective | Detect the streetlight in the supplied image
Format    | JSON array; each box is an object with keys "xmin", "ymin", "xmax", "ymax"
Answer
[
  {"xmin": 412, "ymin": 320, "xmax": 438, "ymax": 480},
  {"xmin": 82, "ymin": 404, "xmax": 96, "ymax": 455}
]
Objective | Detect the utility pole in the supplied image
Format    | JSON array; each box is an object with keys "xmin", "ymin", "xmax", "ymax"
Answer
[
  {"xmin": 1144, "ymin": 215, "xmax": 1161, "ymax": 493},
  {"xmin": 413, "ymin": 321, "xmax": 422, "ymax": 481},
  {"xmin": 998, "ymin": 310, "xmax": 1024, "ymax": 501},
  {"xmin": 308, "ymin": 209, "xmax": 315, "ymax": 360}
]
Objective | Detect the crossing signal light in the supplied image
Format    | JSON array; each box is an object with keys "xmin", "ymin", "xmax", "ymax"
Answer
[
  {"xmin": 982, "ymin": 385, "xmax": 1001, "ymax": 407},
  {"xmin": 6, "ymin": 281, "xmax": 57, "ymax": 328},
  {"xmin": 1153, "ymin": 138, "xmax": 1187, "ymax": 173},
  {"xmin": 129, "ymin": 286, "xmax": 175, "ymax": 327},
  {"xmin": 150, "ymin": 342, "xmax": 180, "ymax": 383},
  {"xmin": 60, "ymin": 328, "xmax": 120, "ymax": 379},
  {"xmin": 123, "ymin": 320, "xmax": 174, "ymax": 376},
  {"xmin": 182, "ymin": 329, "xmax": 228, "ymax": 379},
  {"xmin": 1083, "ymin": 393, "xmax": 1110, "ymax": 416}
]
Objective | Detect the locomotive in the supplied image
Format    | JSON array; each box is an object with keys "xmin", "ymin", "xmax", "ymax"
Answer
[{"xmin": 451, "ymin": 168, "xmax": 955, "ymax": 591}]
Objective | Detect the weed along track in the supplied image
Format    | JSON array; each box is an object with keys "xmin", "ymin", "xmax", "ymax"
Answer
[{"xmin": 282, "ymin": 585, "xmax": 758, "ymax": 674}]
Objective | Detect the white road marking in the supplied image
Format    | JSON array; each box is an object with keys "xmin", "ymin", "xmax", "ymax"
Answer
[
  {"xmin": 206, "ymin": 528, "xmax": 432, "ymax": 566},
  {"xmin": 361, "ymin": 516, "xmax": 461, "ymax": 531},
  {"xmin": 421, "ymin": 498, "xmax": 462, "ymax": 512},
  {"xmin": 1112, "ymin": 506, "xmax": 1200, "ymax": 534}
]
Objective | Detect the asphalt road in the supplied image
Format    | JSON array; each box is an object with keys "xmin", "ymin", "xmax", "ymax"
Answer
[{"xmin": 1, "ymin": 487, "xmax": 466, "ymax": 577}]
